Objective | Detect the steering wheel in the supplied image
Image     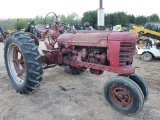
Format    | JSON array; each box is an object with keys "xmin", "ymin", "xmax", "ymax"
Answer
[{"xmin": 44, "ymin": 12, "xmax": 58, "ymax": 28}]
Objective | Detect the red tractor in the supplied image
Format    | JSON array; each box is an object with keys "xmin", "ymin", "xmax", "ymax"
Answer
[{"xmin": 3, "ymin": 12, "xmax": 148, "ymax": 115}]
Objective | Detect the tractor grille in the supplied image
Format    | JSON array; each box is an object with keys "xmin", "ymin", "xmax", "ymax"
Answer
[{"xmin": 119, "ymin": 42, "xmax": 135, "ymax": 66}]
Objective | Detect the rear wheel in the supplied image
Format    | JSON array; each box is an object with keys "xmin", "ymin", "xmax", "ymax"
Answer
[
  {"xmin": 140, "ymin": 52, "xmax": 152, "ymax": 62},
  {"xmin": 4, "ymin": 32, "xmax": 43, "ymax": 94},
  {"xmin": 104, "ymin": 76, "xmax": 144, "ymax": 115}
]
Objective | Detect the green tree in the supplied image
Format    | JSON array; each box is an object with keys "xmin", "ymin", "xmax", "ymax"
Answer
[
  {"xmin": 105, "ymin": 14, "xmax": 112, "ymax": 26},
  {"xmin": 116, "ymin": 12, "xmax": 129, "ymax": 26},
  {"xmin": 128, "ymin": 14, "xmax": 135, "ymax": 24},
  {"xmin": 135, "ymin": 16, "xmax": 147, "ymax": 25},
  {"xmin": 0, "ymin": 19, "xmax": 16, "ymax": 30},
  {"xmin": 81, "ymin": 10, "xmax": 97, "ymax": 28},
  {"xmin": 65, "ymin": 13, "xmax": 80, "ymax": 26},
  {"xmin": 14, "ymin": 18, "xmax": 25, "ymax": 30},
  {"xmin": 59, "ymin": 14, "xmax": 66, "ymax": 23},
  {"xmin": 34, "ymin": 15, "xmax": 44, "ymax": 24},
  {"xmin": 149, "ymin": 13, "xmax": 159, "ymax": 21},
  {"xmin": 112, "ymin": 13, "xmax": 119, "ymax": 25}
]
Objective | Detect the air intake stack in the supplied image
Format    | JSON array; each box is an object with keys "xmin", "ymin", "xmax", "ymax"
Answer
[{"xmin": 98, "ymin": 0, "xmax": 105, "ymax": 30}]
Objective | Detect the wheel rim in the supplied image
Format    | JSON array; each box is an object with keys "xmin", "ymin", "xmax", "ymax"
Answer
[
  {"xmin": 109, "ymin": 85, "xmax": 133, "ymax": 108},
  {"xmin": 7, "ymin": 43, "xmax": 26, "ymax": 84}
]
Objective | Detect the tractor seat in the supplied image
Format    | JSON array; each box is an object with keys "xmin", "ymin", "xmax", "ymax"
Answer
[{"xmin": 35, "ymin": 24, "xmax": 48, "ymax": 33}]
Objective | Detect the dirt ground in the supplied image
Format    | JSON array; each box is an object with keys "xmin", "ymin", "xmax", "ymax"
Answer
[{"xmin": 0, "ymin": 42, "xmax": 160, "ymax": 120}]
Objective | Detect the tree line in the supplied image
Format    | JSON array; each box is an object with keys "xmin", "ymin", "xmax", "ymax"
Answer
[
  {"xmin": 0, "ymin": 11, "xmax": 159, "ymax": 31},
  {"xmin": 82, "ymin": 11, "xmax": 160, "ymax": 28}
]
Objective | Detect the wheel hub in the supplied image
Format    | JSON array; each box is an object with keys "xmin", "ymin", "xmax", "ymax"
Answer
[
  {"xmin": 144, "ymin": 55, "xmax": 150, "ymax": 60},
  {"xmin": 110, "ymin": 85, "xmax": 133, "ymax": 107},
  {"xmin": 7, "ymin": 44, "xmax": 26, "ymax": 84},
  {"xmin": 13, "ymin": 46, "xmax": 26, "ymax": 79}
]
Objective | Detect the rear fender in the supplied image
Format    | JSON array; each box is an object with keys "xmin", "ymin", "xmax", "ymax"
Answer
[
  {"xmin": 3, "ymin": 32, "xmax": 39, "ymax": 47},
  {"xmin": 28, "ymin": 33, "xmax": 39, "ymax": 46}
]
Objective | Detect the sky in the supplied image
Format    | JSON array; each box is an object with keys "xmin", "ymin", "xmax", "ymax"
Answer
[{"xmin": 0, "ymin": 0, "xmax": 159, "ymax": 19}]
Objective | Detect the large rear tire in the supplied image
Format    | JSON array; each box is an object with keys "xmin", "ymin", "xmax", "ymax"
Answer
[
  {"xmin": 4, "ymin": 32, "xmax": 43, "ymax": 94},
  {"xmin": 104, "ymin": 76, "xmax": 144, "ymax": 115}
]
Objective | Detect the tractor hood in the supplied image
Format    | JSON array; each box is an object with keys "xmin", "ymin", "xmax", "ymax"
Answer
[
  {"xmin": 58, "ymin": 31, "xmax": 137, "ymax": 47},
  {"xmin": 107, "ymin": 32, "xmax": 137, "ymax": 42}
]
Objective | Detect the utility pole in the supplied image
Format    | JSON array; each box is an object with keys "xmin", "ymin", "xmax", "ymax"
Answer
[{"xmin": 98, "ymin": 0, "xmax": 105, "ymax": 30}]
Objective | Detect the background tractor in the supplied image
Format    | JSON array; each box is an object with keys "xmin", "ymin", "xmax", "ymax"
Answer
[
  {"xmin": 3, "ymin": 12, "xmax": 148, "ymax": 115},
  {"xmin": 129, "ymin": 21, "xmax": 160, "ymax": 44},
  {"xmin": 0, "ymin": 26, "xmax": 17, "ymax": 42}
]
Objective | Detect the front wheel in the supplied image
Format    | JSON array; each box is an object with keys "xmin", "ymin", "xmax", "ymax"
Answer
[
  {"xmin": 130, "ymin": 74, "xmax": 149, "ymax": 102},
  {"xmin": 104, "ymin": 76, "xmax": 144, "ymax": 115},
  {"xmin": 4, "ymin": 32, "xmax": 43, "ymax": 94}
]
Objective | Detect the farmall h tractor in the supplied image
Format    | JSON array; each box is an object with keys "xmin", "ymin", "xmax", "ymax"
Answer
[{"xmin": 3, "ymin": 12, "xmax": 148, "ymax": 115}]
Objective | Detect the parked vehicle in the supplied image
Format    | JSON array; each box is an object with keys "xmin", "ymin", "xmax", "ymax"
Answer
[{"xmin": 136, "ymin": 41, "xmax": 160, "ymax": 61}]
